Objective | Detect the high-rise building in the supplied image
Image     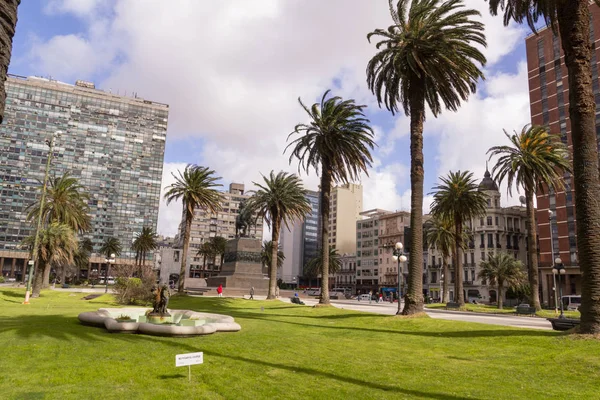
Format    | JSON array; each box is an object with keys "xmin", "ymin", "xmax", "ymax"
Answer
[
  {"xmin": 355, "ymin": 209, "xmax": 388, "ymax": 294},
  {"xmin": 0, "ymin": 75, "xmax": 168, "ymax": 280},
  {"xmin": 524, "ymin": 9, "xmax": 600, "ymax": 302},
  {"xmin": 180, "ymin": 183, "xmax": 263, "ymax": 280},
  {"xmin": 328, "ymin": 183, "xmax": 362, "ymax": 254},
  {"xmin": 279, "ymin": 189, "xmax": 320, "ymax": 285}
]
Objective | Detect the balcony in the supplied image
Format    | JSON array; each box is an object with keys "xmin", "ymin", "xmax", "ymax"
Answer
[{"xmin": 463, "ymin": 280, "xmax": 475, "ymax": 286}]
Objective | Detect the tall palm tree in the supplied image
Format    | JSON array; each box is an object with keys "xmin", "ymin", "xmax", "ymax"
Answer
[
  {"xmin": 478, "ymin": 252, "xmax": 527, "ymax": 310},
  {"xmin": 430, "ymin": 171, "xmax": 488, "ymax": 306},
  {"xmin": 261, "ymin": 240, "xmax": 285, "ymax": 277},
  {"xmin": 209, "ymin": 236, "xmax": 228, "ymax": 271},
  {"xmin": 197, "ymin": 242, "xmax": 215, "ymax": 272},
  {"xmin": 132, "ymin": 226, "xmax": 158, "ymax": 273},
  {"xmin": 26, "ymin": 172, "xmax": 91, "ymax": 234},
  {"xmin": 487, "ymin": 0, "xmax": 600, "ymax": 336},
  {"xmin": 304, "ymin": 247, "xmax": 343, "ymax": 292},
  {"xmin": 286, "ymin": 91, "xmax": 375, "ymax": 304},
  {"xmin": 164, "ymin": 165, "xmax": 222, "ymax": 293},
  {"xmin": 71, "ymin": 237, "xmax": 93, "ymax": 284},
  {"xmin": 488, "ymin": 125, "xmax": 571, "ymax": 310},
  {"xmin": 246, "ymin": 171, "xmax": 311, "ymax": 299},
  {"xmin": 366, "ymin": 0, "xmax": 486, "ymax": 314},
  {"xmin": 99, "ymin": 237, "xmax": 122, "ymax": 288},
  {"xmin": 23, "ymin": 223, "xmax": 78, "ymax": 297},
  {"xmin": 426, "ymin": 215, "xmax": 458, "ymax": 303},
  {"xmin": 0, "ymin": 0, "xmax": 20, "ymax": 123}
]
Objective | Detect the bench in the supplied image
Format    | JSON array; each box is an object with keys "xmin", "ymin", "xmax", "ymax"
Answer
[
  {"xmin": 548, "ymin": 317, "xmax": 580, "ymax": 331},
  {"xmin": 445, "ymin": 302, "xmax": 461, "ymax": 310},
  {"xmin": 515, "ymin": 305, "xmax": 536, "ymax": 316},
  {"xmin": 290, "ymin": 297, "xmax": 305, "ymax": 305}
]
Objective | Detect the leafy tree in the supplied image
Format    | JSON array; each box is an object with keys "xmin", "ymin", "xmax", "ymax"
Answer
[
  {"xmin": 246, "ymin": 171, "xmax": 311, "ymax": 299},
  {"xmin": 132, "ymin": 226, "xmax": 158, "ymax": 273},
  {"xmin": 366, "ymin": 0, "xmax": 486, "ymax": 314},
  {"xmin": 0, "ymin": 0, "xmax": 20, "ymax": 123},
  {"xmin": 261, "ymin": 240, "xmax": 285, "ymax": 277},
  {"xmin": 26, "ymin": 172, "xmax": 91, "ymax": 234},
  {"xmin": 487, "ymin": 0, "xmax": 600, "ymax": 336},
  {"xmin": 430, "ymin": 171, "xmax": 487, "ymax": 306},
  {"xmin": 287, "ymin": 91, "xmax": 375, "ymax": 304},
  {"xmin": 303, "ymin": 247, "xmax": 342, "ymax": 292},
  {"xmin": 23, "ymin": 223, "xmax": 78, "ymax": 297},
  {"xmin": 478, "ymin": 252, "xmax": 527, "ymax": 310},
  {"xmin": 488, "ymin": 125, "xmax": 571, "ymax": 310},
  {"xmin": 164, "ymin": 165, "xmax": 222, "ymax": 292}
]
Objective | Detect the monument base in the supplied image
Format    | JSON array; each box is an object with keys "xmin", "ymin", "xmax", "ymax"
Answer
[{"xmin": 206, "ymin": 237, "xmax": 268, "ymax": 290}]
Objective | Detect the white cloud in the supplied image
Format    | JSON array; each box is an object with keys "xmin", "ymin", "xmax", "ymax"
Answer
[
  {"xmin": 28, "ymin": 0, "xmax": 527, "ymax": 235},
  {"xmin": 157, "ymin": 163, "xmax": 187, "ymax": 237}
]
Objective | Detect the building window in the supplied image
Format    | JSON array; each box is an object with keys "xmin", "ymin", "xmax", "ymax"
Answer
[
  {"xmin": 487, "ymin": 216, "xmax": 492, "ymax": 226},
  {"xmin": 480, "ymin": 234, "xmax": 485, "ymax": 248},
  {"xmin": 470, "ymin": 252, "xmax": 475, "ymax": 265},
  {"xmin": 480, "ymin": 217, "xmax": 484, "ymax": 227},
  {"xmin": 481, "ymin": 252, "xmax": 485, "ymax": 260},
  {"xmin": 487, "ymin": 199, "xmax": 491, "ymax": 207},
  {"xmin": 494, "ymin": 198, "xmax": 499, "ymax": 207},
  {"xmin": 488, "ymin": 234, "xmax": 493, "ymax": 247},
  {"xmin": 495, "ymin": 216, "xmax": 499, "ymax": 226}
]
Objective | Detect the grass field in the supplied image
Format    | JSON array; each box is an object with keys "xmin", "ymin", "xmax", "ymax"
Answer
[
  {"xmin": 425, "ymin": 303, "xmax": 581, "ymax": 319},
  {"xmin": 0, "ymin": 288, "xmax": 598, "ymax": 400}
]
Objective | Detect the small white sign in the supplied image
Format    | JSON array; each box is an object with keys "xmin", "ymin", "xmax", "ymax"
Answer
[{"xmin": 176, "ymin": 352, "xmax": 204, "ymax": 367}]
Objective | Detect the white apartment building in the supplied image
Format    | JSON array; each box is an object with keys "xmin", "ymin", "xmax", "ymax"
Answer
[{"xmin": 328, "ymin": 183, "xmax": 363, "ymax": 254}]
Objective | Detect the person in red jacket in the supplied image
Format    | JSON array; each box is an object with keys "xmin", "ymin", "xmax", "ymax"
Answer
[{"xmin": 217, "ymin": 284, "xmax": 223, "ymax": 297}]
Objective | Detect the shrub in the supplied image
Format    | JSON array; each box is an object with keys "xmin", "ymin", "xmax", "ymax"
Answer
[
  {"xmin": 113, "ymin": 271, "xmax": 156, "ymax": 305},
  {"xmin": 0, "ymin": 276, "xmax": 5, "ymax": 283}
]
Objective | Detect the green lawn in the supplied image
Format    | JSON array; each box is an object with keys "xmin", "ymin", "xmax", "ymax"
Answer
[
  {"xmin": 0, "ymin": 288, "xmax": 598, "ymax": 400},
  {"xmin": 426, "ymin": 302, "xmax": 581, "ymax": 319}
]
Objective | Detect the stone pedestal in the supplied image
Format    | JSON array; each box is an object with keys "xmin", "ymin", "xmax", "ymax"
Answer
[{"xmin": 206, "ymin": 238, "xmax": 268, "ymax": 289}]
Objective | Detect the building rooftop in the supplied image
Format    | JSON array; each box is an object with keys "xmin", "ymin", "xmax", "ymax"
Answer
[{"xmin": 478, "ymin": 168, "xmax": 499, "ymax": 192}]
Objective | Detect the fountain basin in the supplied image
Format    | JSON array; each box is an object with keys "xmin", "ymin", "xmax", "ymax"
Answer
[{"xmin": 78, "ymin": 308, "xmax": 241, "ymax": 337}]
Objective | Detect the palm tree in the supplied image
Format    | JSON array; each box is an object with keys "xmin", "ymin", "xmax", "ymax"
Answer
[
  {"xmin": 261, "ymin": 240, "xmax": 285, "ymax": 277},
  {"xmin": 197, "ymin": 242, "xmax": 215, "ymax": 273},
  {"xmin": 366, "ymin": 0, "xmax": 486, "ymax": 314},
  {"xmin": 209, "ymin": 236, "xmax": 228, "ymax": 271},
  {"xmin": 478, "ymin": 252, "xmax": 527, "ymax": 310},
  {"xmin": 71, "ymin": 237, "xmax": 93, "ymax": 284},
  {"xmin": 286, "ymin": 91, "xmax": 375, "ymax": 304},
  {"xmin": 426, "ymin": 215, "xmax": 457, "ymax": 303},
  {"xmin": 304, "ymin": 247, "xmax": 343, "ymax": 293},
  {"xmin": 487, "ymin": 0, "xmax": 600, "ymax": 336},
  {"xmin": 0, "ymin": 0, "xmax": 20, "ymax": 123},
  {"xmin": 164, "ymin": 165, "xmax": 222, "ymax": 293},
  {"xmin": 99, "ymin": 237, "xmax": 122, "ymax": 288},
  {"xmin": 430, "ymin": 171, "xmax": 488, "ymax": 306},
  {"xmin": 132, "ymin": 227, "xmax": 158, "ymax": 273},
  {"xmin": 246, "ymin": 171, "xmax": 311, "ymax": 299},
  {"xmin": 488, "ymin": 125, "xmax": 571, "ymax": 310},
  {"xmin": 23, "ymin": 223, "xmax": 78, "ymax": 297},
  {"xmin": 26, "ymin": 172, "xmax": 91, "ymax": 234}
]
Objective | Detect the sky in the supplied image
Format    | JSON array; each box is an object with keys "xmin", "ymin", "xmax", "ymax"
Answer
[{"xmin": 9, "ymin": 0, "xmax": 533, "ymax": 238}]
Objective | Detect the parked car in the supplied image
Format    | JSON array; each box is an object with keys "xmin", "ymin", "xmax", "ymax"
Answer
[
  {"xmin": 562, "ymin": 295, "xmax": 581, "ymax": 311},
  {"xmin": 357, "ymin": 294, "xmax": 371, "ymax": 301}
]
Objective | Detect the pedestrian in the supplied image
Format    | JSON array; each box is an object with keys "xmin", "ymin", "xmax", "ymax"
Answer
[
  {"xmin": 275, "ymin": 286, "xmax": 280, "ymax": 298},
  {"xmin": 217, "ymin": 284, "xmax": 223, "ymax": 297},
  {"xmin": 379, "ymin": 293, "xmax": 383, "ymax": 303},
  {"xmin": 369, "ymin": 290, "xmax": 372, "ymax": 304},
  {"xmin": 250, "ymin": 286, "xmax": 254, "ymax": 300}
]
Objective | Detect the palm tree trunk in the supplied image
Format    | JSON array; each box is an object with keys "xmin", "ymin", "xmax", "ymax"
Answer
[
  {"xmin": 557, "ymin": 2, "xmax": 600, "ymax": 334},
  {"xmin": 42, "ymin": 262, "xmax": 51, "ymax": 288},
  {"xmin": 32, "ymin": 261, "xmax": 45, "ymax": 297},
  {"xmin": 454, "ymin": 217, "xmax": 465, "ymax": 306},
  {"xmin": 498, "ymin": 282, "xmax": 503, "ymax": 310},
  {"xmin": 525, "ymin": 189, "xmax": 541, "ymax": 311},
  {"xmin": 0, "ymin": 0, "xmax": 19, "ymax": 124},
  {"xmin": 319, "ymin": 165, "xmax": 332, "ymax": 305},
  {"xmin": 178, "ymin": 217, "xmax": 192, "ymax": 293},
  {"xmin": 403, "ymin": 87, "xmax": 425, "ymax": 315},
  {"xmin": 268, "ymin": 220, "xmax": 281, "ymax": 299},
  {"xmin": 442, "ymin": 256, "xmax": 449, "ymax": 303}
]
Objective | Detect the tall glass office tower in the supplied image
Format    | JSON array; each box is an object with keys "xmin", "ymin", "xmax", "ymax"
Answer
[{"xmin": 0, "ymin": 75, "xmax": 168, "ymax": 279}]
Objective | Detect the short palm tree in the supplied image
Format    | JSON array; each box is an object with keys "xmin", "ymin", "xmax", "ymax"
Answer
[
  {"xmin": 488, "ymin": 125, "xmax": 571, "ymax": 310},
  {"xmin": 246, "ymin": 171, "xmax": 311, "ymax": 299},
  {"xmin": 26, "ymin": 172, "xmax": 91, "ymax": 234},
  {"xmin": 197, "ymin": 242, "xmax": 215, "ymax": 272},
  {"xmin": 23, "ymin": 223, "xmax": 78, "ymax": 297},
  {"xmin": 487, "ymin": 0, "xmax": 600, "ymax": 336},
  {"xmin": 366, "ymin": 0, "xmax": 486, "ymax": 314},
  {"xmin": 132, "ymin": 226, "xmax": 158, "ymax": 273},
  {"xmin": 99, "ymin": 237, "xmax": 122, "ymax": 288},
  {"xmin": 209, "ymin": 236, "xmax": 228, "ymax": 270},
  {"xmin": 286, "ymin": 91, "xmax": 375, "ymax": 304},
  {"xmin": 261, "ymin": 240, "xmax": 285, "ymax": 278},
  {"xmin": 70, "ymin": 237, "xmax": 93, "ymax": 283},
  {"xmin": 430, "ymin": 171, "xmax": 488, "ymax": 306},
  {"xmin": 164, "ymin": 165, "xmax": 222, "ymax": 293},
  {"xmin": 304, "ymin": 247, "xmax": 342, "ymax": 293},
  {"xmin": 0, "ymin": 0, "xmax": 20, "ymax": 123},
  {"xmin": 426, "ymin": 215, "xmax": 457, "ymax": 303},
  {"xmin": 478, "ymin": 252, "xmax": 527, "ymax": 310}
]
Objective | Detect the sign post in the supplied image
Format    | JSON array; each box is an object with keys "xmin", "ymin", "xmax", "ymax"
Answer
[{"xmin": 176, "ymin": 352, "xmax": 203, "ymax": 382}]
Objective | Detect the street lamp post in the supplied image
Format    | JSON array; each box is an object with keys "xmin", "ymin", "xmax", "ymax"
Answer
[
  {"xmin": 104, "ymin": 253, "xmax": 116, "ymax": 293},
  {"xmin": 552, "ymin": 257, "xmax": 566, "ymax": 319},
  {"xmin": 440, "ymin": 274, "xmax": 444, "ymax": 303},
  {"xmin": 24, "ymin": 131, "xmax": 62, "ymax": 304},
  {"xmin": 392, "ymin": 242, "xmax": 408, "ymax": 315},
  {"xmin": 548, "ymin": 210, "xmax": 558, "ymax": 314}
]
